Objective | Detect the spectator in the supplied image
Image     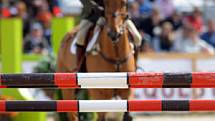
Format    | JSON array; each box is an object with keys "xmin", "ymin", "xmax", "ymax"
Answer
[
  {"xmin": 129, "ymin": 1, "xmax": 143, "ymax": 29},
  {"xmin": 161, "ymin": 10, "xmax": 183, "ymax": 31},
  {"xmin": 128, "ymin": 0, "xmax": 135, "ymax": 3},
  {"xmin": 138, "ymin": 7, "xmax": 162, "ymax": 38},
  {"xmin": 15, "ymin": 1, "xmax": 31, "ymax": 36},
  {"xmin": 36, "ymin": 5, "xmax": 52, "ymax": 45},
  {"xmin": 3, "ymin": 0, "xmax": 215, "ymax": 55},
  {"xmin": 137, "ymin": 0, "xmax": 152, "ymax": 17},
  {"xmin": 24, "ymin": 0, "xmax": 46, "ymax": 18},
  {"xmin": 24, "ymin": 22, "xmax": 50, "ymax": 55},
  {"xmin": 46, "ymin": 0, "xmax": 62, "ymax": 16},
  {"xmin": 129, "ymin": 1, "xmax": 140, "ymax": 19},
  {"xmin": 15, "ymin": 1, "xmax": 27, "ymax": 19},
  {"xmin": 8, "ymin": 1, "xmax": 18, "ymax": 17},
  {"xmin": 153, "ymin": 22, "xmax": 175, "ymax": 52},
  {"xmin": 0, "ymin": 1, "xmax": 2, "ymax": 17},
  {"xmin": 201, "ymin": 19, "xmax": 215, "ymax": 48},
  {"xmin": 139, "ymin": 33, "xmax": 153, "ymax": 52},
  {"xmin": 184, "ymin": 7, "xmax": 203, "ymax": 33},
  {"xmin": 0, "ymin": 0, "xmax": 11, "ymax": 18},
  {"xmin": 174, "ymin": 25, "xmax": 214, "ymax": 54},
  {"xmin": 155, "ymin": 0, "xmax": 175, "ymax": 18}
]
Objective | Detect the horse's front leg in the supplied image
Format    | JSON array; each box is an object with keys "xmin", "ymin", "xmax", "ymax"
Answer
[
  {"xmin": 97, "ymin": 112, "xmax": 106, "ymax": 121},
  {"xmin": 123, "ymin": 112, "xmax": 133, "ymax": 121},
  {"xmin": 116, "ymin": 89, "xmax": 133, "ymax": 121},
  {"xmin": 89, "ymin": 89, "xmax": 115, "ymax": 121},
  {"xmin": 62, "ymin": 89, "xmax": 78, "ymax": 121}
]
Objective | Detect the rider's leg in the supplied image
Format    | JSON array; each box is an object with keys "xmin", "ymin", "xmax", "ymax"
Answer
[
  {"xmin": 75, "ymin": 19, "xmax": 93, "ymax": 69},
  {"xmin": 93, "ymin": 17, "xmax": 105, "ymax": 33},
  {"xmin": 76, "ymin": 44, "xmax": 85, "ymax": 71},
  {"xmin": 76, "ymin": 19, "xmax": 93, "ymax": 46},
  {"xmin": 125, "ymin": 19, "xmax": 142, "ymax": 47}
]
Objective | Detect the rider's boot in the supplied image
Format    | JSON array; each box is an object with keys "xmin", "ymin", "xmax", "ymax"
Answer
[
  {"xmin": 76, "ymin": 45, "xmax": 85, "ymax": 71},
  {"xmin": 76, "ymin": 20, "xmax": 93, "ymax": 46}
]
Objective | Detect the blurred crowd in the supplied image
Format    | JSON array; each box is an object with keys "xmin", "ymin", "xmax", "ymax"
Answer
[
  {"xmin": 0, "ymin": 0, "xmax": 62, "ymax": 55},
  {"xmin": 129, "ymin": 0, "xmax": 215, "ymax": 54},
  {"xmin": 1, "ymin": 0, "xmax": 215, "ymax": 55}
]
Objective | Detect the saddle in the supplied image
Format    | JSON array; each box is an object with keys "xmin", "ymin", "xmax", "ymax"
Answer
[
  {"xmin": 70, "ymin": 18, "xmax": 105, "ymax": 55},
  {"xmin": 69, "ymin": 18, "xmax": 139, "ymax": 72},
  {"xmin": 67, "ymin": 25, "xmax": 99, "ymax": 72}
]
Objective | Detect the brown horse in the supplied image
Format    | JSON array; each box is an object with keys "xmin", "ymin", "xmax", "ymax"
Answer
[
  {"xmin": 57, "ymin": 0, "xmax": 136, "ymax": 120},
  {"xmin": 87, "ymin": 0, "xmax": 135, "ymax": 120}
]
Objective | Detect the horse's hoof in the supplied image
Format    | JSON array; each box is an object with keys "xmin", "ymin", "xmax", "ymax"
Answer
[
  {"xmin": 105, "ymin": 112, "xmax": 124, "ymax": 121},
  {"xmin": 123, "ymin": 112, "xmax": 133, "ymax": 121}
]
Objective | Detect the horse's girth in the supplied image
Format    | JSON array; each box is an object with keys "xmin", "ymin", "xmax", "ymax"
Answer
[{"xmin": 96, "ymin": 44, "xmax": 133, "ymax": 72}]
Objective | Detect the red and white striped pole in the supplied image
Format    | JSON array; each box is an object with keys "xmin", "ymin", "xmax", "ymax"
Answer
[
  {"xmin": 0, "ymin": 100, "xmax": 215, "ymax": 112},
  {"xmin": 0, "ymin": 72, "xmax": 215, "ymax": 88}
]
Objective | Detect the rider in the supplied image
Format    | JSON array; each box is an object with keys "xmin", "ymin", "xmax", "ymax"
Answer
[
  {"xmin": 75, "ymin": 0, "xmax": 104, "ymax": 70},
  {"xmin": 75, "ymin": 0, "xmax": 142, "ymax": 70}
]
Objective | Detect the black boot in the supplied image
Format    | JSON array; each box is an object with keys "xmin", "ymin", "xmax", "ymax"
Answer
[{"xmin": 76, "ymin": 45, "xmax": 86, "ymax": 72}]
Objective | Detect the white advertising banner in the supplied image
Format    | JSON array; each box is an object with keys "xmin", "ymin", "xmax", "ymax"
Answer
[{"xmin": 135, "ymin": 58, "xmax": 215, "ymax": 100}]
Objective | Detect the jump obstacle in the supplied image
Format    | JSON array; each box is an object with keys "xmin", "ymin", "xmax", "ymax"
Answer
[
  {"xmin": 1, "ymin": 100, "xmax": 215, "ymax": 112},
  {"xmin": 1, "ymin": 72, "xmax": 215, "ymax": 113},
  {"xmin": 0, "ymin": 72, "xmax": 215, "ymax": 88}
]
